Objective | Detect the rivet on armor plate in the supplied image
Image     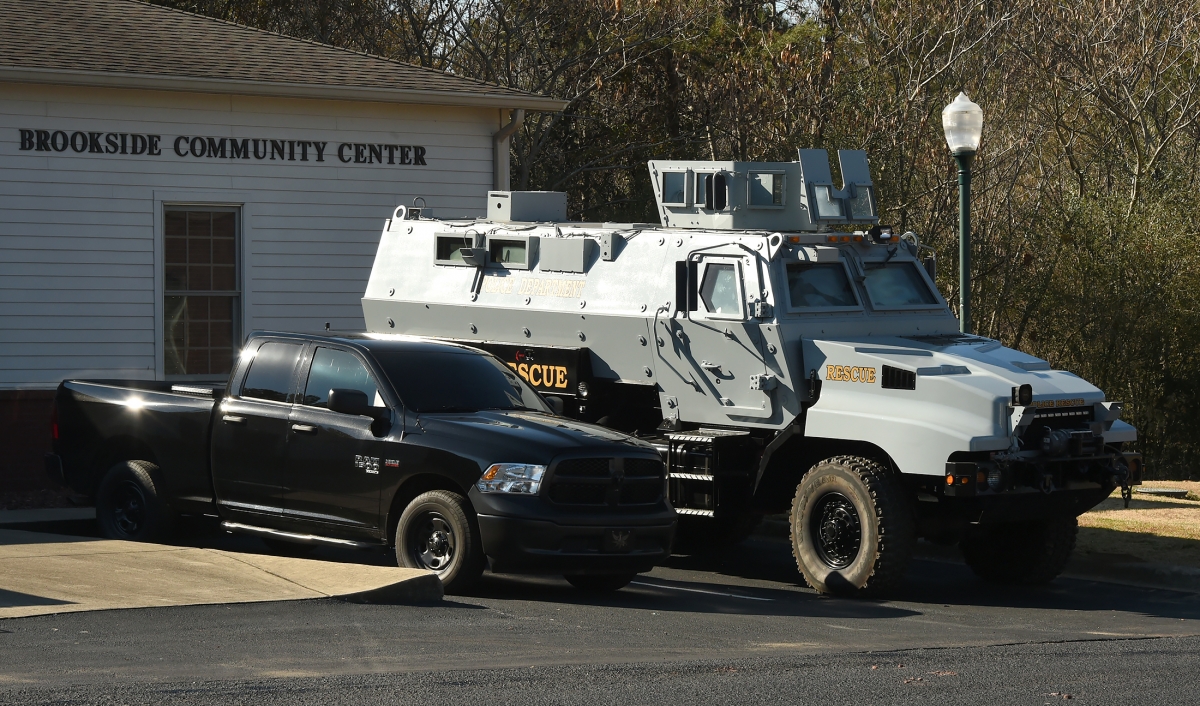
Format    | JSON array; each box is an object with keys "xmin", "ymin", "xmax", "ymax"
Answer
[
  {"xmin": 388, "ymin": 288, "xmax": 395, "ymax": 296},
  {"xmin": 578, "ymin": 331, "xmax": 585, "ymax": 341},
  {"xmin": 523, "ymin": 327, "xmax": 531, "ymax": 337},
  {"xmin": 638, "ymin": 336, "xmax": 647, "ymax": 346},
  {"xmin": 643, "ymin": 367, "xmax": 653, "ymax": 377},
  {"xmin": 386, "ymin": 318, "xmax": 395, "ymax": 328},
  {"xmin": 470, "ymin": 323, "xmax": 477, "ymax": 333},
  {"xmin": 579, "ymin": 300, "xmax": 586, "ymax": 308}
]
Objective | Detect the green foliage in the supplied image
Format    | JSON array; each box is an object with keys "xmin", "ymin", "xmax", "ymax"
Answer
[{"xmin": 158, "ymin": 0, "xmax": 1200, "ymax": 477}]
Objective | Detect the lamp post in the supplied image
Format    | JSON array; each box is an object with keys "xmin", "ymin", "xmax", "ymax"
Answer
[{"xmin": 942, "ymin": 92, "xmax": 983, "ymax": 334}]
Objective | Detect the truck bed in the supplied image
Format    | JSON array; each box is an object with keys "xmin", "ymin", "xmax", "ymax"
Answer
[{"xmin": 53, "ymin": 379, "xmax": 225, "ymax": 515}]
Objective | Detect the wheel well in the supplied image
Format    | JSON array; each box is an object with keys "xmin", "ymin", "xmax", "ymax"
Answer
[
  {"xmin": 385, "ymin": 474, "xmax": 467, "ymax": 546},
  {"xmin": 87, "ymin": 436, "xmax": 158, "ymax": 498},
  {"xmin": 753, "ymin": 436, "xmax": 899, "ymax": 513}
]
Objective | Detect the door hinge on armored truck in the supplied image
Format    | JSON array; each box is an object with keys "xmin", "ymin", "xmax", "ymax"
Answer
[{"xmin": 749, "ymin": 373, "xmax": 777, "ymax": 391}]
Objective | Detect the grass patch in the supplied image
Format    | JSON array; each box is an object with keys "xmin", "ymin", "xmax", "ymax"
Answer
[{"xmin": 1076, "ymin": 481, "xmax": 1200, "ymax": 569}]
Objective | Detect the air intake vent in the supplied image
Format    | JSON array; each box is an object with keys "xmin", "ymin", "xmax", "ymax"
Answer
[{"xmin": 881, "ymin": 365, "xmax": 916, "ymax": 390}]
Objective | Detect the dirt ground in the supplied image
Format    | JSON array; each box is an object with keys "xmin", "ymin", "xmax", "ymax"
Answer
[{"xmin": 1076, "ymin": 480, "xmax": 1200, "ymax": 569}]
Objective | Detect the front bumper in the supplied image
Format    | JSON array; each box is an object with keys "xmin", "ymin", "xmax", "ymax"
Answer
[{"xmin": 477, "ymin": 514, "xmax": 676, "ymax": 575}]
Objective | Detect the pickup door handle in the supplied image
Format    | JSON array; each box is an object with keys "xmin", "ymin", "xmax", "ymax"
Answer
[
  {"xmin": 290, "ymin": 424, "xmax": 318, "ymax": 435},
  {"xmin": 222, "ymin": 415, "xmax": 246, "ymax": 425}
]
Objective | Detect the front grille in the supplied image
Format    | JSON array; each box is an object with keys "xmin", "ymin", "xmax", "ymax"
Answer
[{"xmin": 546, "ymin": 457, "xmax": 665, "ymax": 507}]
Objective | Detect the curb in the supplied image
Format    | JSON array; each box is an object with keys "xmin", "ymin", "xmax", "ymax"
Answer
[{"xmin": 342, "ymin": 572, "xmax": 444, "ymax": 604}]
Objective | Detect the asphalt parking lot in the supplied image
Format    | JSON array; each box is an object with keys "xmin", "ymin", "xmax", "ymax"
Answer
[{"xmin": 2, "ymin": 519, "xmax": 1200, "ymax": 704}]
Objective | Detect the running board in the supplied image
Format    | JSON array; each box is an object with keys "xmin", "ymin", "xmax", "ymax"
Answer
[{"xmin": 220, "ymin": 521, "xmax": 381, "ymax": 549}]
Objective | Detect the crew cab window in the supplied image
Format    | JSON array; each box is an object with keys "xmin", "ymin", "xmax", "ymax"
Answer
[
  {"xmin": 787, "ymin": 263, "xmax": 858, "ymax": 308},
  {"xmin": 699, "ymin": 263, "xmax": 742, "ymax": 316},
  {"xmin": 240, "ymin": 341, "xmax": 301, "ymax": 403},
  {"xmin": 372, "ymin": 349, "xmax": 551, "ymax": 414},
  {"xmin": 862, "ymin": 262, "xmax": 939, "ymax": 307},
  {"xmin": 302, "ymin": 347, "xmax": 383, "ymax": 409}
]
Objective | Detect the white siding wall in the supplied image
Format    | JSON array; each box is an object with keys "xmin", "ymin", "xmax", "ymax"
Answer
[{"xmin": 0, "ymin": 82, "xmax": 499, "ymax": 388}]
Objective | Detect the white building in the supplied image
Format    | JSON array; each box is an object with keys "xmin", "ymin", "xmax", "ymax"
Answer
[{"xmin": 0, "ymin": 0, "xmax": 564, "ymax": 491}]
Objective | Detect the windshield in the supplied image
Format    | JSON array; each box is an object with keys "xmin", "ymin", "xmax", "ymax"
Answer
[
  {"xmin": 787, "ymin": 263, "xmax": 858, "ymax": 308},
  {"xmin": 371, "ymin": 349, "xmax": 552, "ymax": 414},
  {"xmin": 862, "ymin": 262, "xmax": 939, "ymax": 307}
]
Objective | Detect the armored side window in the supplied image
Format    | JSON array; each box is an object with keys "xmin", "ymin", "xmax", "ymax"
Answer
[
  {"xmin": 662, "ymin": 171, "xmax": 689, "ymax": 205},
  {"xmin": 698, "ymin": 262, "xmax": 743, "ymax": 317},
  {"xmin": 810, "ymin": 184, "xmax": 845, "ymax": 219},
  {"xmin": 435, "ymin": 235, "xmax": 473, "ymax": 263},
  {"xmin": 695, "ymin": 173, "xmax": 728, "ymax": 211},
  {"xmin": 787, "ymin": 263, "xmax": 859, "ymax": 309},
  {"xmin": 845, "ymin": 184, "xmax": 876, "ymax": 220},
  {"xmin": 749, "ymin": 172, "xmax": 785, "ymax": 208},
  {"xmin": 489, "ymin": 239, "xmax": 526, "ymax": 265}
]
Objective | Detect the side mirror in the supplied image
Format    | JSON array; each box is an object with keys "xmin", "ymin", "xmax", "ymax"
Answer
[
  {"xmin": 544, "ymin": 395, "xmax": 565, "ymax": 416},
  {"xmin": 328, "ymin": 388, "xmax": 370, "ymax": 416}
]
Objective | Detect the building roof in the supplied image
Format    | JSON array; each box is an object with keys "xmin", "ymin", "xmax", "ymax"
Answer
[{"xmin": 0, "ymin": 0, "xmax": 566, "ymax": 111}]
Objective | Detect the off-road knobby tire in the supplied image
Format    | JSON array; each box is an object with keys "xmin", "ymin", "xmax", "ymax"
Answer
[
  {"xmin": 960, "ymin": 517, "xmax": 1078, "ymax": 586},
  {"xmin": 95, "ymin": 460, "xmax": 175, "ymax": 543},
  {"xmin": 791, "ymin": 456, "xmax": 915, "ymax": 597},
  {"xmin": 395, "ymin": 490, "xmax": 485, "ymax": 595},
  {"xmin": 673, "ymin": 512, "xmax": 764, "ymax": 553},
  {"xmin": 564, "ymin": 573, "xmax": 636, "ymax": 592}
]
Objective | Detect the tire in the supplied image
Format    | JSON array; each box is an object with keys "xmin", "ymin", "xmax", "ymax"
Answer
[
  {"xmin": 564, "ymin": 573, "xmax": 636, "ymax": 592},
  {"xmin": 395, "ymin": 490, "xmax": 485, "ymax": 594},
  {"xmin": 95, "ymin": 460, "xmax": 175, "ymax": 542},
  {"xmin": 673, "ymin": 513, "xmax": 764, "ymax": 553},
  {"xmin": 261, "ymin": 537, "xmax": 317, "ymax": 556},
  {"xmin": 960, "ymin": 517, "xmax": 1078, "ymax": 585},
  {"xmin": 790, "ymin": 456, "xmax": 915, "ymax": 597}
]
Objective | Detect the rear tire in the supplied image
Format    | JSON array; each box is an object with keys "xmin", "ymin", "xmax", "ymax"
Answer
[
  {"xmin": 96, "ymin": 460, "xmax": 174, "ymax": 542},
  {"xmin": 960, "ymin": 517, "xmax": 1078, "ymax": 585},
  {"xmin": 791, "ymin": 456, "xmax": 915, "ymax": 597},
  {"xmin": 395, "ymin": 490, "xmax": 485, "ymax": 594},
  {"xmin": 565, "ymin": 573, "xmax": 636, "ymax": 592}
]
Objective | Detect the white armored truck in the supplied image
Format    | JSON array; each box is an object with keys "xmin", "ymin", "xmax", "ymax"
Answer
[{"xmin": 361, "ymin": 149, "xmax": 1142, "ymax": 595}]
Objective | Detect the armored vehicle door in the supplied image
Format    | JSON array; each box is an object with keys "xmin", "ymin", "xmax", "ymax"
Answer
[{"xmin": 657, "ymin": 253, "xmax": 772, "ymax": 423}]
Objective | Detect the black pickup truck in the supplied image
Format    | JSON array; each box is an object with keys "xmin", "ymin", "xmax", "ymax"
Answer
[{"xmin": 46, "ymin": 332, "xmax": 676, "ymax": 593}]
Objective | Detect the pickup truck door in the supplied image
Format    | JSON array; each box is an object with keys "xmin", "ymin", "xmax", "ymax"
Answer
[
  {"xmin": 281, "ymin": 345, "xmax": 388, "ymax": 535},
  {"xmin": 211, "ymin": 339, "xmax": 303, "ymax": 519}
]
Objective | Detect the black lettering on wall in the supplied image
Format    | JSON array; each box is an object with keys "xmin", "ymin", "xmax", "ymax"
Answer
[
  {"xmin": 131, "ymin": 134, "xmax": 148, "ymax": 155},
  {"xmin": 231, "ymin": 139, "xmax": 249, "ymax": 159},
  {"xmin": 399, "ymin": 146, "xmax": 412, "ymax": 165},
  {"xmin": 148, "ymin": 135, "xmax": 161, "ymax": 155},
  {"xmin": 88, "ymin": 132, "xmax": 104, "ymax": 153},
  {"xmin": 414, "ymin": 145, "xmax": 427, "ymax": 166},
  {"xmin": 189, "ymin": 136, "xmax": 206, "ymax": 158},
  {"xmin": 120, "ymin": 133, "xmax": 128, "ymax": 154},
  {"xmin": 70, "ymin": 131, "xmax": 88, "ymax": 153},
  {"xmin": 368, "ymin": 144, "xmax": 382, "ymax": 164},
  {"xmin": 51, "ymin": 131, "xmax": 69, "ymax": 152},
  {"xmin": 206, "ymin": 137, "xmax": 227, "ymax": 158},
  {"xmin": 174, "ymin": 136, "xmax": 188, "ymax": 157},
  {"xmin": 270, "ymin": 139, "xmax": 285, "ymax": 160},
  {"xmin": 338, "ymin": 143, "xmax": 351, "ymax": 163},
  {"xmin": 298, "ymin": 141, "xmax": 310, "ymax": 161},
  {"xmin": 19, "ymin": 129, "xmax": 33, "ymax": 150},
  {"xmin": 253, "ymin": 139, "xmax": 267, "ymax": 159},
  {"xmin": 105, "ymin": 134, "xmax": 119, "ymax": 153},
  {"xmin": 385, "ymin": 144, "xmax": 397, "ymax": 164},
  {"xmin": 354, "ymin": 143, "xmax": 366, "ymax": 164},
  {"xmin": 314, "ymin": 142, "xmax": 327, "ymax": 162},
  {"xmin": 36, "ymin": 130, "xmax": 50, "ymax": 151}
]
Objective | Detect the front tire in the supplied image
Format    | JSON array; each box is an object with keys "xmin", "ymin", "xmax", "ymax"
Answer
[
  {"xmin": 395, "ymin": 490, "xmax": 485, "ymax": 594},
  {"xmin": 96, "ymin": 460, "xmax": 174, "ymax": 542},
  {"xmin": 791, "ymin": 456, "xmax": 915, "ymax": 597},
  {"xmin": 960, "ymin": 517, "xmax": 1078, "ymax": 585}
]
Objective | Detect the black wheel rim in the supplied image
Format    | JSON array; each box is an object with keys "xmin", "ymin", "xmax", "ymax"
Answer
[
  {"xmin": 811, "ymin": 492, "xmax": 862, "ymax": 570},
  {"xmin": 409, "ymin": 512, "xmax": 456, "ymax": 573},
  {"xmin": 110, "ymin": 480, "xmax": 146, "ymax": 536}
]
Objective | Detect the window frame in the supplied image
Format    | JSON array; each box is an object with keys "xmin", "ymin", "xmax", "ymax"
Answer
[
  {"xmin": 162, "ymin": 204, "xmax": 242, "ymax": 382},
  {"xmin": 660, "ymin": 169, "xmax": 693, "ymax": 207},
  {"xmin": 860, "ymin": 260, "xmax": 946, "ymax": 312},
  {"xmin": 236, "ymin": 338, "xmax": 304, "ymax": 406},
  {"xmin": 298, "ymin": 344, "xmax": 390, "ymax": 412},
  {"xmin": 784, "ymin": 261, "xmax": 864, "ymax": 313},
  {"xmin": 692, "ymin": 257, "xmax": 747, "ymax": 322},
  {"xmin": 746, "ymin": 171, "xmax": 786, "ymax": 210}
]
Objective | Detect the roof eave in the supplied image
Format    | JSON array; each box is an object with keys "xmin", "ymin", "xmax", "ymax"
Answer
[{"xmin": 0, "ymin": 65, "xmax": 569, "ymax": 112}]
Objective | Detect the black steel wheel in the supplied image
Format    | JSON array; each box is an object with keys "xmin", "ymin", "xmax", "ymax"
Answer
[
  {"xmin": 791, "ymin": 456, "xmax": 915, "ymax": 597},
  {"xmin": 96, "ymin": 460, "xmax": 174, "ymax": 542},
  {"xmin": 395, "ymin": 490, "xmax": 484, "ymax": 594},
  {"xmin": 811, "ymin": 492, "xmax": 862, "ymax": 570},
  {"xmin": 564, "ymin": 573, "xmax": 636, "ymax": 592}
]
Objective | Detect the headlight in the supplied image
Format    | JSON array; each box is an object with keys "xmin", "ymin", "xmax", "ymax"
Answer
[{"xmin": 477, "ymin": 463, "xmax": 546, "ymax": 494}]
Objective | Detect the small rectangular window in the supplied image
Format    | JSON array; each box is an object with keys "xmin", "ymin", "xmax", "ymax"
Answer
[
  {"xmin": 698, "ymin": 261, "xmax": 743, "ymax": 318},
  {"xmin": 846, "ymin": 184, "xmax": 876, "ymax": 220},
  {"xmin": 749, "ymin": 173, "xmax": 785, "ymax": 207},
  {"xmin": 863, "ymin": 262, "xmax": 939, "ymax": 307},
  {"xmin": 662, "ymin": 172, "xmax": 688, "ymax": 205},
  {"xmin": 435, "ymin": 235, "xmax": 473, "ymax": 263},
  {"xmin": 489, "ymin": 239, "xmax": 526, "ymax": 265},
  {"xmin": 302, "ymin": 347, "xmax": 382, "ymax": 408},
  {"xmin": 164, "ymin": 207, "xmax": 240, "ymax": 377},
  {"xmin": 811, "ymin": 184, "xmax": 844, "ymax": 219},
  {"xmin": 241, "ymin": 341, "xmax": 302, "ymax": 403}
]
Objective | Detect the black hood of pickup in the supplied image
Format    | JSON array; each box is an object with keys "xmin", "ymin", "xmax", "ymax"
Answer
[{"xmin": 413, "ymin": 410, "xmax": 655, "ymax": 466}]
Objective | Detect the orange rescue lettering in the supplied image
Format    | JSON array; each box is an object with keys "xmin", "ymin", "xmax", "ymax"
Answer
[
  {"xmin": 507, "ymin": 362, "xmax": 570, "ymax": 389},
  {"xmin": 826, "ymin": 365, "xmax": 877, "ymax": 384}
]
